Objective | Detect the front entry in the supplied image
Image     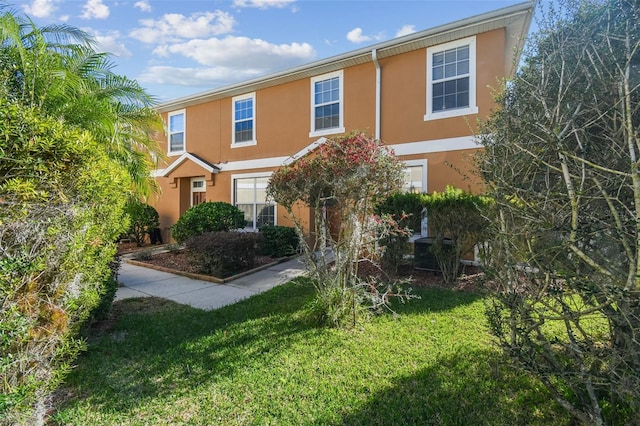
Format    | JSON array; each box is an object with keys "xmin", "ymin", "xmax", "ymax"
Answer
[{"xmin": 191, "ymin": 177, "xmax": 206, "ymax": 206}]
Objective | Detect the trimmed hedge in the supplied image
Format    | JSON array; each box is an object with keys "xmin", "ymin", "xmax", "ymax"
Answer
[
  {"xmin": 259, "ymin": 225, "xmax": 299, "ymax": 258},
  {"xmin": 184, "ymin": 231, "xmax": 261, "ymax": 278},
  {"xmin": 171, "ymin": 202, "xmax": 246, "ymax": 244}
]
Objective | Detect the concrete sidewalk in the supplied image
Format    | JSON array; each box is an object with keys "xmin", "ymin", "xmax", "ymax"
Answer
[{"xmin": 114, "ymin": 257, "xmax": 306, "ymax": 310}]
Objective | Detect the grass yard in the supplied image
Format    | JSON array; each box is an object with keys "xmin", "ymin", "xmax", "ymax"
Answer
[{"xmin": 51, "ymin": 279, "xmax": 571, "ymax": 425}]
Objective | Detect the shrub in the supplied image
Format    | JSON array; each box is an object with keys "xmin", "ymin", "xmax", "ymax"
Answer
[
  {"xmin": 171, "ymin": 202, "xmax": 246, "ymax": 244},
  {"xmin": 125, "ymin": 198, "xmax": 159, "ymax": 246},
  {"xmin": 375, "ymin": 192, "xmax": 424, "ymax": 234},
  {"xmin": 259, "ymin": 225, "xmax": 299, "ymax": 258},
  {"xmin": 184, "ymin": 232, "xmax": 261, "ymax": 278},
  {"xmin": 421, "ymin": 186, "xmax": 490, "ymax": 284}
]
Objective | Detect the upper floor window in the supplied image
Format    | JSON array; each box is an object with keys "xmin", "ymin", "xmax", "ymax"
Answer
[
  {"xmin": 232, "ymin": 93, "xmax": 256, "ymax": 147},
  {"xmin": 310, "ymin": 70, "xmax": 345, "ymax": 137},
  {"xmin": 168, "ymin": 110, "xmax": 185, "ymax": 155},
  {"xmin": 425, "ymin": 36, "xmax": 478, "ymax": 121}
]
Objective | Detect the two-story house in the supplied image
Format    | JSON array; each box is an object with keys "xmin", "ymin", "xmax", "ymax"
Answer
[{"xmin": 151, "ymin": 1, "xmax": 535, "ymax": 242}]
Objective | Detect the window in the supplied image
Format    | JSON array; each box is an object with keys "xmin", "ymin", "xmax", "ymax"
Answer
[
  {"xmin": 168, "ymin": 110, "xmax": 185, "ymax": 154},
  {"xmin": 232, "ymin": 93, "xmax": 256, "ymax": 147},
  {"xmin": 425, "ymin": 36, "xmax": 478, "ymax": 120},
  {"xmin": 402, "ymin": 160, "xmax": 427, "ymax": 194},
  {"xmin": 233, "ymin": 175, "xmax": 275, "ymax": 230},
  {"xmin": 310, "ymin": 70, "xmax": 345, "ymax": 137}
]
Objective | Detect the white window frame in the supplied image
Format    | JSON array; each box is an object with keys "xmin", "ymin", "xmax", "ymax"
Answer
[
  {"xmin": 190, "ymin": 177, "xmax": 206, "ymax": 207},
  {"xmin": 231, "ymin": 172, "xmax": 277, "ymax": 231},
  {"xmin": 402, "ymin": 159, "xmax": 428, "ymax": 194},
  {"xmin": 168, "ymin": 109, "xmax": 186, "ymax": 155},
  {"xmin": 424, "ymin": 36, "xmax": 478, "ymax": 121},
  {"xmin": 231, "ymin": 93, "xmax": 257, "ymax": 148},
  {"xmin": 309, "ymin": 70, "xmax": 345, "ymax": 137}
]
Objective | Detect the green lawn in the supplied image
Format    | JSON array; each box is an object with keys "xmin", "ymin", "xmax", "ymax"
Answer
[{"xmin": 52, "ymin": 279, "xmax": 570, "ymax": 425}]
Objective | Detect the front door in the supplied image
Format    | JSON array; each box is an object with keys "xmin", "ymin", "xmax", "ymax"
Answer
[{"xmin": 191, "ymin": 177, "xmax": 206, "ymax": 206}]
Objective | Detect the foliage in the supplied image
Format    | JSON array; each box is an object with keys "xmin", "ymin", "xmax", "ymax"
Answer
[
  {"xmin": 477, "ymin": 1, "xmax": 640, "ymax": 424},
  {"xmin": 171, "ymin": 202, "xmax": 246, "ymax": 244},
  {"xmin": 268, "ymin": 132, "xmax": 414, "ymax": 326},
  {"xmin": 0, "ymin": 7, "xmax": 161, "ymax": 424},
  {"xmin": 53, "ymin": 282, "xmax": 571, "ymax": 425},
  {"xmin": 258, "ymin": 225, "xmax": 299, "ymax": 258},
  {"xmin": 420, "ymin": 186, "xmax": 491, "ymax": 284},
  {"xmin": 0, "ymin": 9, "xmax": 163, "ymax": 198},
  {"xmin": 184, "ymin": 231, "xmax": 261, "ymax": 278},
  {"xmin": 375, "ymin": 191, "xmax": 424, "ymax": 234},
  {"xmin": 124, "ymin": 198, "xmax": 159, "ymax": 246},
  {"xmin": 0, "ymin": 99, "xmax": 130, "ymax": 424}
]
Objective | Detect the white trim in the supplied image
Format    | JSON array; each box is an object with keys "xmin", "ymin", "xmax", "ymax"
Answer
[
  {"xmin": 153, "ymin": 136, "xmax": 480, "ymax": 176},
  {"xmin": 161, "ymin": 152, "xmax": 219, "ymax": 177},
  {"xmin": 309, "ymin": 70, "xmax": 344, "ymax": 138},
  {"xmin": 218, "ymin": 157, "xmax": 289, "ymax": 172},
  {"xmin": 190, "ymin": 177, "xmax": 206, "ymax": 207},
  {"xmin": 424, "ymin": 36, "xmax": 478, "ymax": 121},
  {"xmin": 389, "ymin": 136, "xmax": 480, "ymax": 156},
  {"xmin": 283, "ymin": 137, "xmax": 327, "ymax": 166},
  {"xmin": 231, "ymin": 92, "xmax": 257, "ymax": 147},
  {"xmin": 403, "ymin": 159, "xmax": 428, "ymax": 193},
  {"xmin": 231, "ymin": 172, "xmax": 277, "ymax": 230},
  {"xmin": 167, "ymin": 109, "xmax": 186, "ymax": 156}
]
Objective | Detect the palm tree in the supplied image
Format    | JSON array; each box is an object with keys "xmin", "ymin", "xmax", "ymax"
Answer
[{"xmin": 0, "ymin": 8, "xmax": 163, "ymax": 197}]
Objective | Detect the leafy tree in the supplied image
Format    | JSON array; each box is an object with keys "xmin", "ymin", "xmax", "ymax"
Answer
[
  {"xmin": 0, "ymin": 8, "xmax": 163, "ymax": 197},
  {"xmin": 268, "ymin": 132, "xmax": 414, "ymax": 326},
  {"xmin": 0, "ymin": 7, "xmax": 163, "ymax": 423},
  {"xmin": 125, "ymin": 198, "xmax": 160, "ymax": 246},
  {"xmin": 478, "ymin": 1, "xmax": 640, "ymax": 424},
  {"xmin": 0, "ymin": 98, "xmax": 130, "ymax": 424}
]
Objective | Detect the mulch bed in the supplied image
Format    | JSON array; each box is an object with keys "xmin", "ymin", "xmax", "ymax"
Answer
[{"xmin": 118, "ymin": 242, "xmax": 484, "ymax": 292}]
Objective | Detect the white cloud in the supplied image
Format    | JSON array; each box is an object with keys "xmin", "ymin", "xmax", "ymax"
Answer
[
  {"xmin": 138, "ymin": 65, "xmax": 264, "ymax": 87},
  {"xmin": 81, "ymin": 0, "xmax": 110, "ymax": 19},
  {"xmin": 134, "ymin": 1, "xmax": 152, "ymax": 12},
  {"xmin": 22, "ymin": 0, "xmax": 59, "ymax": 18},
  {"xmin": 347, "ymin": 28, "xmax": 370, "ymax": 43},
  {"xmin": 346, "ymin": 28, "xmax": 385, "ymax": 44},
  {"xmin": 396, "ymin": 24, "xmax": 416, "ymax": 37},
  {"xmin": 232, "ymin": 0, "xmax": 295, "ymax": 9},
  {"xmin": 92, "ymin": 30, "xmax": 132, "ymax": 58},
  {"xmin": 130, "ymin": 11, "xmax": 235, "ymax": 43},
  {"xmin": 156, "ymin": 36, "xmax": 316, "ymax": 70}
]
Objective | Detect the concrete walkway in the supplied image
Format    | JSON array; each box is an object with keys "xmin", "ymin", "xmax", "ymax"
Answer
[{"xmin": 115, "ymin": 257, "xmax": 306, "ymax": 310}]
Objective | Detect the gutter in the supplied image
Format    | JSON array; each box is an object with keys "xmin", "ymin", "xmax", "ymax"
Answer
[{"xmin": 372, "ymin": 48, "xmax": 381, "ymax": 140}]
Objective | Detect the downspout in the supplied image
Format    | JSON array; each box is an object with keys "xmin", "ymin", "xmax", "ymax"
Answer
[{"xmin": 372, "ymin": 48, "xmax": 381, "ymax": 140}]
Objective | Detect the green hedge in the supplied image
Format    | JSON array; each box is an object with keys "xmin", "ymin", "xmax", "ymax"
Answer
[{"xmin": 171, "ymin": 202, "xmax": 246, "ymax": 244}]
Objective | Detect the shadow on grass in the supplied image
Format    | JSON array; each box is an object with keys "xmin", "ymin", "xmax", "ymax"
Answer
[
  {"xmin": 336, "ymin": 349, "xmax": 571, "ymax": 426},
  {"xmin": 56, "ymin": 279, "xmax": 320, "ymax": 416},
  {"xmin": 54, "ymin": 280, "xmax": 494, "ymax": 423}
]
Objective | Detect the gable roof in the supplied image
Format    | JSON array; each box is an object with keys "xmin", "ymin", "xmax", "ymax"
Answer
[
  {"xmin": 157, "ymin": 1, "xmax": 536, "ymax": 113},
  {"xmin": 159, "ymin": 152, "xmax": 220, "ymax": 177}
]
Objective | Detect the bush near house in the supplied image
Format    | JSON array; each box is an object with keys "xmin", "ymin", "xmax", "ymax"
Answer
[
  {"xmin": 184, "ymin": 231, "xmax": 262, "ymax": 278},
  {"xmin": 420, "ymin": 186, "xmax": 490, "ymax": 284},
  {"xmin": 259, "ymin": 225, "xmax": 300, "ymax": 258},
  {"xmin": 171, "ymin": 202, "xmax": 246, "ymax": 244},
  {"xmin": 124, "ymin": 198, "xmax": 160, "ymax": 246},
  {"xmin": 376, "ymin": 188, "xmax": 490, "ymax": 282}
]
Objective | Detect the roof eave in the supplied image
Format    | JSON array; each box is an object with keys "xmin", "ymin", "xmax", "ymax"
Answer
[{"xmin": 156, "ymin": 0, "xmax": 536, "ymax": 113}]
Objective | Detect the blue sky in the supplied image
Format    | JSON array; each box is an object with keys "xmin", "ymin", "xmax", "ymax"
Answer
[{"xmin": 13, "ymin": 0, "xmax": 528, "ymax": 101}]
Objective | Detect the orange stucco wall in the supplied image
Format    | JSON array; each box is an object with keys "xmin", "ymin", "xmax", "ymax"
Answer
[{"xmin": 151, "ymin": 28, "xmax": 506, "ymax": 239}]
